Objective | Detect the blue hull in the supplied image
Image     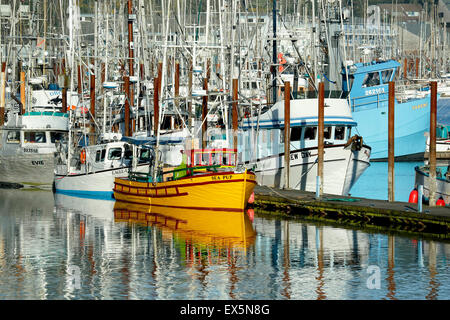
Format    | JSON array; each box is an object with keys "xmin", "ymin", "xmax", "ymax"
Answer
[
  {"xmin": 54, "ymin": 189, "xmax": 115, "ymax": 201},
  {"xmin": 352, "ymin": 96, "xmax": 430, "ymax": 160}
]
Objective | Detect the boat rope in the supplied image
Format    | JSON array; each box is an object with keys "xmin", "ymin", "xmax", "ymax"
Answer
[{"xmin": 322, "ymin": 74, "xmax": 336, "ymax": 84}]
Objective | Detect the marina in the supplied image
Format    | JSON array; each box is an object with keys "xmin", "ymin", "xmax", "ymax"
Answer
[{"xmin": 0, "ymin": 0, "xmax": 449, "ymax": 303}]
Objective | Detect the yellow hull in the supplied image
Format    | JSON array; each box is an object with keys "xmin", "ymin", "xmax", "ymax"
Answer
[
  {"xmin": 113, "ymin": 201, "xmax": 256, "ymax": 249},
  {"xmin": 113, "ymin": 170, "xmax": 257, "ymax": 212}
]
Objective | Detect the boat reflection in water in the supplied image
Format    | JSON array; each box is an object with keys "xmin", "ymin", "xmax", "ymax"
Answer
[
  {"xmin": 113, "ymin": 201, "xmax": 256, "ymax": 251},
  {"xmin": 54, "ymin": 192, "xmax": 115, "ymax": 221}
]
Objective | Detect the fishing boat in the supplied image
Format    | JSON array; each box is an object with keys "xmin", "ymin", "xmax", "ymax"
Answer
[
  {"xmin": 113, "ymin": 148, "xmax": 257, "ymax": 212},
  {"xmin": 342, "ymin": 60, "xmax": 437, "ymax": 161},
  {"xmin": 239, "ymin": 98, "xmax": 371, "ymax": 196},
  {"xmin": 113, "ymin": 200, "xmax": 256, "ymax": 249},
  {"xmin": 54, "ymin": 132, "xmax": 154, "ymax": 199},
  {"xmin": 414, "ymin": 165, "xmax": 450, "ymax": 205},
  {"xmin": 0, "ymin": 110, "xmax": 69, "ymax": 187}
]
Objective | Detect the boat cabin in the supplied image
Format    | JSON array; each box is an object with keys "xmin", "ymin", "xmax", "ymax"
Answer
[
  {"xmin": 342, "ymin": 60, "xmax": 399, "ymax": 111},
  {"xmin": 239, "ymin": 98, "xmax": 357, "ymax": 161}
]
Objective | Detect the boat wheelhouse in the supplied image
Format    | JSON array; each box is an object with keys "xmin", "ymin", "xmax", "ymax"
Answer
[
  {"xmin": 0, "ymin": 111, "xmax": 69, "ymax": 186},
  {"xmin": 239, "ymin": 98, "xmax": 371, "ymax": 195},
  {"xmin": 342, "ymin": 60, "xmax": 435, "ymax": 160}
]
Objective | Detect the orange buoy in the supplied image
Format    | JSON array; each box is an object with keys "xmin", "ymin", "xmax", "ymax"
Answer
[
  {"xmin": 248, "ymin": 191, "xmax": 255, "ymax": 204},
  {"xmin": 408, "ymin": 188, "xmax": 418, "ymax": 203},
  {"xmin": 247, "ymin": 208, "xmax": 254, "ymax": 222},
  {"xmin": 436, "ymin": 197, "xmax": 445, "ymax": 207},
  {"xmin": 80, "ymin": 149, "xmax": 86, "ymax": 164}
]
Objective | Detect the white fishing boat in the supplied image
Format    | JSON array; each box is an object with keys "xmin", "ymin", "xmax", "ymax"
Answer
[
  {"xmin": 239, "ymin": 98, "xmax": 371, "ymax": 196},
  {"xmin": 54, "ymin": 132, "xmax": 152, "ymax": 199},
  {"xmin": 414, "ymin": 165, "xmax": 450, "ymax": 205},
  {"xmin": 0, "ymin": 110, "xmax": 69, "ymax": 187}
]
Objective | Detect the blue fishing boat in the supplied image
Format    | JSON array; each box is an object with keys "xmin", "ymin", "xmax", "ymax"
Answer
[{"xmin": 342, "ymin": 60, "xmax": 436, "ymax": 161}]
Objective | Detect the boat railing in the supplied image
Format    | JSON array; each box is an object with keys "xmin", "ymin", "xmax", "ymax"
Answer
[
  {"xmin": 350, "ymin": 93, "xmax": 389, "ymax": 111},
  {"xmin": 128, "ymin": 164, "xmax": 224, "ymax": 182},
  {"xmin": 189, "ymin": 148, "xmax": 237, "ymax": 168}
]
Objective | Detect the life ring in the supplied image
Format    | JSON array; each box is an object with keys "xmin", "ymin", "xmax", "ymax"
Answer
[{"xmin": 80, "ymin": 149, "xmax": 86, "ymax": 164}]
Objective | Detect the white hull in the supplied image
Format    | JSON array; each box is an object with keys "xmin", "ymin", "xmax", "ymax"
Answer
[
  {"xmin": 248, "ymin": 144, "xmax": 371, "ymax": 195},
  {"xmin": 0, "ymin": 152, "xmax": 55, "ymax": 185},
  {"xmin": 414, "ymin": 166, "xmax": 450, "ymax": 204},
  {"xmin": 54, "ymin": 163, "xmax": 149, "ymax": 199}
]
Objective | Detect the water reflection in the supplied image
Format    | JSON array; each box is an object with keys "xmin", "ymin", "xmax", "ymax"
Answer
[{"xmin": 0, "ymin": 189, "xmax": 449, "ymax": 300}]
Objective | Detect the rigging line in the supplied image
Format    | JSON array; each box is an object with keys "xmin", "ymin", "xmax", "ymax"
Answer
[{"xmin": 277, "ymin": 11, "xmax": 318, "ymax": 93}]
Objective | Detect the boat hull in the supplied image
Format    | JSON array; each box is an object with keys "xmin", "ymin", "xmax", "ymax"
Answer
[
  {"xmin": 113, "ymin": 171, "xmax": 257, "ymax": 212},
  {"xmin": 247, "ymin": 144, "xmax": 371, "ymax": 195},
  {"xmin": 414, "ymin": 166, "xmax": 450, "ymax": 204},
  {"xmin": 0, "ymin": 152, "xmax": 55, "ymax": 186},
  {"xmin": 54, "ymin": 164, "xmax": 149, "ymax": 200},
  {"xmin": 352, "ymin": 96, "xmax": 430, "ymax": 160}
]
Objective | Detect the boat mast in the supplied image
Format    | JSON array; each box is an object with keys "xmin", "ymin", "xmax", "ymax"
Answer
[
  {"xmin": 271, "ymin": 0, "xmax": 277, "ymax": 103},
  {"xmin": 153, "ymin": 0, "xmax": 172, "ymax": 183}
]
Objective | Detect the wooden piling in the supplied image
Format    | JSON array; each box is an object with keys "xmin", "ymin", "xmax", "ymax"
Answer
[
  {"xmin": 202, "ymin": 77, "xmax": 208, "ymax": 149},
  {"xmin": 20, "ymin": 71, "xmax": 26, "ymax": 115},
  {"xmin": 429, "ymin": 81, "xmax": 437, "ymax": 206},
  {"xmin": 403, "ymin": 58, "xmax": 407, "ymax": 78},
  {"xmin": 284, "ymin": 81, "xmax": 291, "ymax": 189},
  {"xmin": 124, "ymin": 76, "xmax": 130, "ymax": 137},
  {"xmin": 62, "ymin": 74, "xmax": 68, "ymax": 113},
  {"xmin": 153, "ymin": 76, "xmax": 159, "ymax": 137},
  {"xmin": 0, "ymin": 62, "xmax": 6, "ymax": 126},
  {"xmin": 90, "ymin": 69, "xmax": 96, "ymax": 144},
  {"xmin": 232, "ymin": 78, "xmax": 239, "ymax": 150},
  {"xmin": 415, "ymin": 58, "xmax": 419, "ymax": 78},
  {"xmin": 318, "ymin": 81, "xmax": 325, "ymax": 197},
  {"xmin": 175, "ymin": 60, "xmax": 180, "ymax": 109},
  {"xmin": 388, "ymin": 81, "xmax": 395, "ymax": 202},
  {"xmin": 77, "ymin": 65, "xmax": 82, "ymax": 95}
]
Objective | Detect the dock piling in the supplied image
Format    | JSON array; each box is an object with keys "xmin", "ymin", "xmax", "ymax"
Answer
[
  {"xmin": 418, "ymin": 184, "xmax": 423, "ymax": 213},
  {"xmin": 429, "ymin": 81, "xmax": 437, "ymax": 206},
  {"xmin": 317, "ymin": 81, "xmax": 324, "ymax": 197},
  {"xmin": 284, "ymin": 81, "xmax": 290, "ymax": 189},
  {"xmin": 388, "ymin": 81, "xmax": 395, "ymax": 202}
]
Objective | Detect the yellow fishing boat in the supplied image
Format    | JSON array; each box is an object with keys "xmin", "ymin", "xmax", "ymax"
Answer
[
  {"xmin": 113, "ymin": 201, "xmax": 256, "ymax": 249},
  {"xmin": 113, "ymin": 148, "xmax": 257, "ymax": 212}
]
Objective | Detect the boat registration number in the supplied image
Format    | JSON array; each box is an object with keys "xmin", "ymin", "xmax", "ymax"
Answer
[
  {"xmin": 112, "ymin": 168, "xmax": 129, "ymax": 175},
  {"xmin": 23, "ymin": 148, "xmax": 38, "ymax": 153}
]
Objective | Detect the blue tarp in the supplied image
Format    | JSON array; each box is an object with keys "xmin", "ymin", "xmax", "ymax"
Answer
[{"xmin": 120, "ymin": 135, "xmax": 185, "ymax": 146}]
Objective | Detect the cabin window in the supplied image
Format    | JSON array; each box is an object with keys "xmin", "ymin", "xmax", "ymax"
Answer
[
  {"xmin": 6, "ymin": 131, "xmax": 20, "ymax": 144},
  {"xmin": 304, "ymin": 126, "xmax": 317, "ymax": 140},
  {"xmin": 124, "ymin": 145, "xmax": 133, "ymax": 160},
  {"xmin": 291, "ymin": 127, "xmax": 302, "ymax": 142},
  {"xmin": 343, "ymin": 74, "xmax": 354, "ymax": 91},
  {"xmin": 324, "ymin": 126, "xmax": 332, "ymax": 139},
  {"xmin": 108, "ymin": 147, "xmax": 122, "ymax": 160},
  {"xmin": 24, "ymin": 131, "xmax": 46, "ymax": 143},
  {"xmin": 362, "ymin": 72, "xmax": 380, "ymax": 87},
  {"xmin": 161, "ymin": 116, "xmax": 172, "ymax": 130},
  {"xmin": 347, "ymin": 126, "xmax": 352, "ymax": 139},
  {"xmin": 139, "ymin": 148, "xmax": 151, "ymax": 163},
  {"xmin": 101, "ymin": 149, "xmax": 106, "ymax": 161},
  {"xmin": 335, "ymin": 126, "xmax": 345, "ymax": 140},
  {"xmin": 50, "ymin": 132, "xmax": 65, "ymax": 143},
  {"xmin": 382, "ymin": 69, "xmax": 393, "ymax": 83},
  {"xmin": 95, "ymin": 150, "xmax": 101, "ymax": 162}
]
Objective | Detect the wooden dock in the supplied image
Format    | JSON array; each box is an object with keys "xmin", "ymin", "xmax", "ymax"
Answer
[{"xmin": 252, "ymin": 186, "xmax": 450, "ymax": 241}]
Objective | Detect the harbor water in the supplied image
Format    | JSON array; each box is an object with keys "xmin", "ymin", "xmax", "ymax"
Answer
[{"xmin": 0, "ymin": 188, "xmax": 448, "ymax": 300}]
